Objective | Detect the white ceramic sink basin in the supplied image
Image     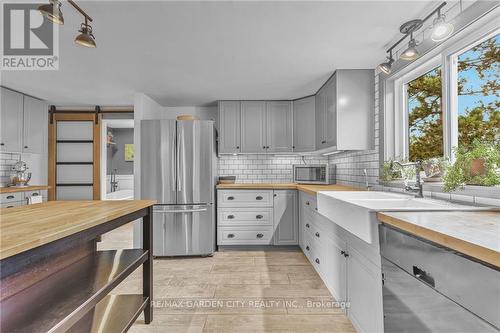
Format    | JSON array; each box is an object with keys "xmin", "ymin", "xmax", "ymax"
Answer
[{"xmin": 316, "ymin": 191, "xmax": 480, "ymax": 244}]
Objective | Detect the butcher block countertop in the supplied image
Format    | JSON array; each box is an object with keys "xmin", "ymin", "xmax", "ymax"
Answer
[
  {"xmin": 0, "ymin": 185, "xmax": 50, "ymax": 194},
  {"xmin": 378, "ymin": 211, "xmax": 500, "ymax": 268},
  {"xmin": 216, "ymin": 183, "xmax": 361, "ymax": 195},
  {"xmin": 0, "ymin": 200, "xmax": 155, "ymax": 260}
]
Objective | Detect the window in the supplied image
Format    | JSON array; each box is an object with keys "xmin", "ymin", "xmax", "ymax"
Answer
[
  {"xmin": 406, "ymin": 67, "xmax": 443, "ymax": 161},
  {"xmin": 456, "ymin": 34, "xmax": 499, "ymax": 150}
]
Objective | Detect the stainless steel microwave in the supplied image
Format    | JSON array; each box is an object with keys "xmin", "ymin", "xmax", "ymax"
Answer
[{"xmin": 293, "ymin": 164, "xmax": 330, "ymax": 184}]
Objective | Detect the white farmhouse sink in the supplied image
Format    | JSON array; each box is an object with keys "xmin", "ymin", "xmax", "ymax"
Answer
[{"xmin": 316, "ymin": 191, "xmax": 485, "ymax": 244}]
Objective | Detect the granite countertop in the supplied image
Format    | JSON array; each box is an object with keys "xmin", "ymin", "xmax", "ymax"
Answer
[
  {"xmin": 0, "ymin": 185, "xmax": 51, "ymax": 194},
  {"xmin": 216, "ymin": 183, "xmax": 361, "ymax": 195},
  {"xmin": 0, "ymin": 200, "xmax": 156, "ymax": 260},
  {"xmin": 378, "ymin": 211, "xmax": 500, "ymax": 268}
]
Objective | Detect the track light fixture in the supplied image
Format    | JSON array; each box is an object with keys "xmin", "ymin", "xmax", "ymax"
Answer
[
  {"xmin": 378, "ymin": 50, "xmax": 394, "ymax": 75},
  {"xmin": 377, "ymin": 2, "xmax": 453, "ymax": 72},
  {"xmin": 400, "ymin": 34, "xmax": 420, "ymax": 61},
  {"xmin": 38, "ymin": 0, "xmax": 64, "ymax": 25},
  {"xmin": 431, "ymin": 9, "xmax": 454, "ymax": 42},
  {"xmin": 75, "ymin": 20, "xmax": 96, "ymax": 48},
  {"xmin": 39, "ymin": 0, "xmax": 96, "ymax": 48}
]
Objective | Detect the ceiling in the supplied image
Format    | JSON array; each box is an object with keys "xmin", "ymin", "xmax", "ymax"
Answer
[{"xmin": 1, "ymin": 1, "xmax": 438, "ymax": 107}]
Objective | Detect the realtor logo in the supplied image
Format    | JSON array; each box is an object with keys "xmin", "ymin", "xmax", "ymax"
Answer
[{"xmin": 1, "ymin": 1, "xmax": 59, "ymax": 70}]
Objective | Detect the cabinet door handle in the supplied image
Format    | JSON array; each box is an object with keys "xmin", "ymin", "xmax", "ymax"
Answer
[
  {"xmin": 266, "ymin": 146, "xmax": 270, "ymax": 149},
  {"xmin": 227, "ymin": 215, "xmax": 235, "ymax": 219},
  {"xmin": 227, "ymin": 233, "xmax": 235, "ymax": 238},
  {"xmin": 306, "ymin": 223, "xmax": 310, "ymax": 228},
  {"xmin": 256, "ymin": 215, "xmax": 263, "ymax": 219},
  {"xmin": 256, "ymin": 233, "xmax": 264, "ymax": 238},
  {"xmin": 24, "ymin": 146, "xmax": 28, "ymax": 149},
  {"xmin": 263, "ymin": 146, "xmax": 266, "ymax": 149},
  {"xmin": 305, "ymin": 201, "xmax": 310, "ymax": 206},
  {"xmin": 6, "ymin": 195, "xmax": 14, "ymax": 199},
  {"xmin": 321, "ymin": 140, "xmax": 326, "ymax": 144},
  {"xmin": 0, "ymin": 143, "xmax": 4, "ymax": 146},
  {"xmin": 315, "ymin": 258, "xmax": 320, "ymax": 264},
  {"xmin": 341, "ymin": 250, "xmax": 349, "ymax": 258},
  {"xmin": 255, "ymin": 196, "xmax": 263, "ymax": 200},
  {"xmin": 315, "ymin": 232, "xmax": 320, "ymax": 238},
  {"xmin": 306, "ymin": 246, "xmax": 310, "ymax": 251},
  {"xmin": 236, "ymin": 146, "xmax": 240, "ymax": 149},
  {"xmin": 6, "ymin": 205, "xmax": 14, "ymax": 208},
  {"xmin": 227, "ymin": 196, "xmax": 235, "ymax": 200}
]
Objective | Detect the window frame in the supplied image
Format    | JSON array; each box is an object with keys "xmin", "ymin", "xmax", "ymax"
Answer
[{"xmin": 383, "ymin": 12, "xmax": 499, "ymax": 162}]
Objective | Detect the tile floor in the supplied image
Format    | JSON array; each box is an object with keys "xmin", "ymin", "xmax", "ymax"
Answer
[{"xmin": 98, "ymin": 224, "xmax": 355, "ymax": 333}]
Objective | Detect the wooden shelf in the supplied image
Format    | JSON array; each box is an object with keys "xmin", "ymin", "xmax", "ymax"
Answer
[
  {"xmin": 68, "ymin": 295, "xmax": 148, "ymax": 333},
  {"xmin": 1, "ymin": 249, "xmax": 148, "ymax": 333}
]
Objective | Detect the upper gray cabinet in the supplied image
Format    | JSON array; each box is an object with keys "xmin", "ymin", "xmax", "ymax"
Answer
[
  {"xmin": 0, "ymin": 88, "xmax": 47, "ymax": 154},
  {"xmin": 0, "ymin": 88, "xmax": 23, "ymax": 152},
  {"xmin": 266, "ymin": 101, "xmax": 292, "ymax": 153},
  {"xmin": 218, "ymin": 101, "xmax": 241, "ymax": 154},
  {"xmin": 23, "ymin": 96, "xmax": 47, "ymax": 154},
  {"xmin": 315, "ymin": 69, "xmax": 374, "ymax": 151},
  {"xmin": 241, "ymin": 101, "xmax": 267, "ymax": 153},
  {"xmin": 293, "ymin": 96, "xmax": 315, "ymax": 152}
]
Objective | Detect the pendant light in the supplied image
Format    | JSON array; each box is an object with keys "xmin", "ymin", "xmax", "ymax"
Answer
[
  {"xmin": 400, "ymin": 33, "xmax": 420, "ymax": 61},
  {"xmin": 75, "ymin": 20, "xmax": 96, "ymax": 48},
  {"xmin": 378, "ymin": 50, "xmax": 394, "ymax": 75},
  {"xmin": 431, "ymin": 9, "xmax": 454, "ymax": 41},
  {"xmin": 38, "ymin": 0, "xmax": 64, "ymax": 25}
]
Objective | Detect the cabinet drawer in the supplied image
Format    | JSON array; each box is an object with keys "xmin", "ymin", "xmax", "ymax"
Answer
[
  {"xmin": 301, "ymin": 192, "xmax": 317, "ymax": 212},
  {"xmin": 218, "ymin": 190, "xmax": 273, "ymax": 207},
  {"xmin": 218, "ymin": 208, "xmax": 273, "ymax": 226},
  {"xmin": 0, "ymin": 192, "xmax": 23, "ymax": 204},
  {"xmin": 218, "ymin": 226, "xmax": 273, "ymax": 245},
  {"xmin": 25, "ymin": 189, "xmax": 47, "ymax": 198},
  {"xmin": 1, "ymin": 201, "xmax": 25, "ymax": 209}
]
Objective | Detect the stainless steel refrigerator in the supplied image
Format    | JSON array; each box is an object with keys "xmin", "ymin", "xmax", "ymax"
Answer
[{"xmin": 141, "ymin": 120, "xmax": 216, "ymax": 256}]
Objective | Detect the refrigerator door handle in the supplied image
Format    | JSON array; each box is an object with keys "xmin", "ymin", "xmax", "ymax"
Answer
[
  {"xmin": 155, "ymin": 208, "xmax": 208, "ymax": 214},
  {"xmin": 176, "ymin": 127, "xmax": 182, "ymax": 192}
]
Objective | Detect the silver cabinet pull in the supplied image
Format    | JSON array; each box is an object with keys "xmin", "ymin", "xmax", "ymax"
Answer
[
  {"xmin": 228, "ymin": 234, "xmax": 235, "ymax": 238},
  {"xmin": 315, "ymin": 258, "xmax": 320, "ymax": 264},
  {"xmin": 227, "ymin": 215, "xmax": 235, "ymax": 219},
  {"xmin": 256, "ymin": 215, "xmax": 263, "ymax": 219},
  {"xmin": 256, "ymin": 233, "xmax": 264, "ymax": 238},
  {"xmin": 306, "ymin": 246, "xmax": 310, "ymax": 251},
  {"xmin": 315, "ymin": 232, "xmax": 320, "ymax": 238},
  {"xmin": 6, "ymin": 195, "xmax": 14, "ymax": 199},
  {"xmin": 227, "ymin": 196, "xmax": 235, "ymax": 200},
  {"xmin": 306, "ymin": 201, "xmax": 310, "ymax": 206},
  {"xmin": 255, "ymin": 196, "xmax": 263, "ymax": 200},
  {"xmin": 306, "ymin": 223, "xmax": 310, "ymax": 228}
]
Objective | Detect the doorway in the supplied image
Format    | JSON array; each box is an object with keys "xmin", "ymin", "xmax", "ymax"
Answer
[{"xmin": 100, "ymin": 119, "xmax": 134, "ymax": 200}]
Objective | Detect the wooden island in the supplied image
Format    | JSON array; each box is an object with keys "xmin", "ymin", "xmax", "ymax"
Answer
[{"xmin": 0, "ymin": 200, "xmax": 155, "ymax": 333}]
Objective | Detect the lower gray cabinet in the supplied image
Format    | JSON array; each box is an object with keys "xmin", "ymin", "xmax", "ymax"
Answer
[
  {"xmin": 273, "ymin": 190, "xmax": 298, "ymax": 245},
  {"xmin": 298, "ymin": 191, "xmax": 384, "ymax": 333}
]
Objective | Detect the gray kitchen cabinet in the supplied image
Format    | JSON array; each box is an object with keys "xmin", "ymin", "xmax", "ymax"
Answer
[
  {"xmin": 315, "ymin": 69, "xmax": 374, "ymax": 151},
  {"xmin": 273, "ymin": 190, "xmax": 298, "ymax": 245},
  {"xmin": 325, "ymin": 75, "xmax": 337, "ymax": 147},
  {"xmin": 240, "ymin": 101, "xmax": 267, "ymax": 153},
  {"xmin": 0, "ymin": 88, "xmax": 23, "ymax": 152},
  {"xmin": 347, "ymin": 245, "xmax": 384, "ymax": 333},
  {"xmin": 218, "ymin": 101, "xmax": 241, "ymax": 154},
  {"xmin": 266, "ymin": 101, "xmax": 293, "ymax": 153},
  {"xmin": 293, "ymin": 96, "xmax": 315, "ymax": 152},
  {"xmin": 315, "ymin": 86, "xmax": 327, "ymax": 149},
  {"xmin": 23, "ymin": 96, "xmax": 47, "ymax": 154}
]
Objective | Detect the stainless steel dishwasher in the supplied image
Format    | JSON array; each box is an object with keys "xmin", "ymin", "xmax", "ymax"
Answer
[{"xmin": 380, "ymin": 224, "xmax": 500, "ymax": 333}]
